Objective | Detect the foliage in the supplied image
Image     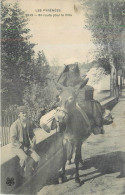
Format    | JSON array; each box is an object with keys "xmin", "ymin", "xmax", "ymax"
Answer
[
  {"xmin": 32, "ymin": 51, "xmax": 50, "ymax": 85},
  {"xmin": 22, "ymin": 51, "xmax": 58, "ymax": 123},
  {"xmin": 97, "ymin": 57, "xmax": 111, "ymax": 74},
  {"xmin": 1, "ymin": 0, "xmax": 35, "ymax": 109},
  {"xmin": 1, "ymin": 104, "xmax": 19, "ymax": 116},
  {"xmin": 79, "ymin": 61, "xmax": 97, "ymax": 70},
  {"xmin": 81, "ymin": 0, "xmax": 125, "ymax": 71},
  {"xmin": 1, "ymin": 1, "xmax": 58, "ymax": 123},
  {"xmin": 50, "ymin": 57, "xmax": 62, "ymax": 77}
]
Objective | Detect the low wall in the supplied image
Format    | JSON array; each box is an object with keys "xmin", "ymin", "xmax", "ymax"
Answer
[
  {"xmin": 100, "ymin": 96, "xmax": 118, "ymax": 110},
  {"xmin": 1, "ymin": 129, "xmax": 63, "ymax": 194},
  {"xmin": 1, "ymin": 96, "xmax": 117, "ymax": 194}
]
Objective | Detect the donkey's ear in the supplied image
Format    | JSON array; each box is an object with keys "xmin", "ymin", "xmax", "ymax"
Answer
[
  {"xmin": 57, "ymin": 65, "xmax": 69, "ymax": 82},
  {"xmin": 79, "ymin": 78, "xmax": 89, "ymax": 89}
]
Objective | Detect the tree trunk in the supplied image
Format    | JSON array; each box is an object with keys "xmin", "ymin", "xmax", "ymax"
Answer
[
  {"xmin": 108, "ymin": 48, "xmax": 116, "ymax": 96},
  {"xmin": 108, "ymin": 2, "xmax": 117, "ymax": 97}
]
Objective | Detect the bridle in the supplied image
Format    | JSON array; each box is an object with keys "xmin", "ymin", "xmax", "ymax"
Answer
[
  {"xmin": 55, "ymin": 107, "xmax": 69, "ymax": 124},
  {"xmin": 56, "ymin": 108, "xmax": 69, "ymax": 116}
]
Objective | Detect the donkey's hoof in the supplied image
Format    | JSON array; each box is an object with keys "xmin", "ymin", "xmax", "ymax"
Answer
[
  {"xmin": 117, "ymin": 172, "xmax": 125, "ymax": 178},
  {"xmin": 58, "ymin": 177, "xmax": 63, "ymax": 184},
  {"xmin": 58, "ymin": 176, "xmax": 67, "ymax": 184},
  {"xmin": 76, "ymin": 182, "xmax": 81, "ymax": 187},
  {"xmin": 75, "ymin": 179, "xmax": 81, "ymax": 187}
]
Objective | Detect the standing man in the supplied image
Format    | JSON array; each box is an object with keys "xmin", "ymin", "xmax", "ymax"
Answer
[{"xmin": 10, "ymin": 106, "xmax": 40, "ymax": 176}]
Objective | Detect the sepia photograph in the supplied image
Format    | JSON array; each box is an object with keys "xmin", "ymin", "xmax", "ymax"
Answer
[{"xmin": 1, "ymin": 0, "xmax": 125, "ymax": 194}]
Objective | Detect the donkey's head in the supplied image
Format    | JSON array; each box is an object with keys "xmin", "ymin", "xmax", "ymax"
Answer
[{"xmin": 55, "ymin": 79, "xmax": 89, "ymax": 125}]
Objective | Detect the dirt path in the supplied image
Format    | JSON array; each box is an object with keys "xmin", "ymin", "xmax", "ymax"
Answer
[{"xmin": 38, "ymin": 88, "xmax": 125, "ymax": 195}]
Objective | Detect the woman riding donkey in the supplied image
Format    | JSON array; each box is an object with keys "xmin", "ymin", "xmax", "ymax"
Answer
[
  {"xmin": 53, "ymin": 63, "xmax": 104, "ymax": 186},
  {"xmin": 57, "ymin": 63, "xmax": 104, "ymax": 163}
]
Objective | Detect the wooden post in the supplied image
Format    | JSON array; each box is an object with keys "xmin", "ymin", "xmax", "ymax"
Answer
[
  {"xmin": 3, "ymin": 116, "xmax": 5, "ymax": 146},
  {"xmin": 1, "ymin": 118, "xmax": 4, "ymax": 147},
  {"xmin": 5, "ymin": 117, "xmax": 7, "ymax": 145},
  {"xmin": 8, "ymin": 115, "xmax": 10, "ymax": 144}
]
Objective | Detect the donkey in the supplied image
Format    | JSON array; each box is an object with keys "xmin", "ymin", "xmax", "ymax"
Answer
[{"xmin": 54, "ymin": 81, "xmax": 103, "ymax": 186}]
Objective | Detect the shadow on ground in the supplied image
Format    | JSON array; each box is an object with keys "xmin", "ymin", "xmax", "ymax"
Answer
[{"xmin": 46, "ymin": 151, "xmax": 125, "ymax": 186}]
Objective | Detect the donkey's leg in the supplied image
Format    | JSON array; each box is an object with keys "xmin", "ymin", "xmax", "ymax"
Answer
[
  {"xmin": 79, "ymin": 142, "xmax": 84, "ymax": 166},
  {"xmin": 74, "ymin": 142, "xmax": 82, "ymax": 186},
  {"xmin": 62, "ymin": 139, "xmax": 67, "ymax": 176},
  {"xmin": 59, "ymin": 139, "xmax": 67, "ymax": 183},
  {"xmin": 67, "ymin": 142, "xmax": 74, "ymax": 165}
]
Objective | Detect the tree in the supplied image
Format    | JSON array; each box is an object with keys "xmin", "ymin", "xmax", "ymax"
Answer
[
  {"xmin": 33, "ymin": 51, "xmax": 50, "ymax": 85},
  {"xmin": 1, "ymin": 1, "xmax": 57, "ymax": 122},
  {"xmin": 50, "ymin": 57, "xmax": 61, "ymax": 77},
  {"xmin": 82, "ymin": 0, "xmax": 125, "ymax": 96},
  {"xmin": 23, "ymin": 51, "xmax": 53, "ymax": 121},
  {"xmin": 1, "ymin": 0, "xmax": 35, "ymax": 109}
]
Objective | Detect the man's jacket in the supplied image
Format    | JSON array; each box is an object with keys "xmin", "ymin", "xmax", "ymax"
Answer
[{"xmin": 10, "ymin": 118, "xmax": 35, "ymax": 149}]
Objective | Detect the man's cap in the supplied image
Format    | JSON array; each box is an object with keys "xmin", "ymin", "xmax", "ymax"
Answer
[{"xmin": 17, "ymin": 106, "xmax": 27, "ymax": 113}]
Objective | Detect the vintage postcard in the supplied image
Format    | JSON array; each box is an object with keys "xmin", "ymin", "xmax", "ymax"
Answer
[{"xmin": 1, "ymin": 0, "xmax": 125, "ymax": 194}]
